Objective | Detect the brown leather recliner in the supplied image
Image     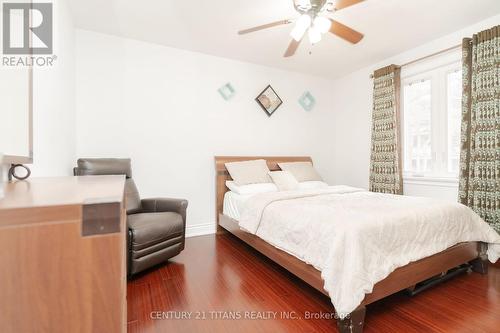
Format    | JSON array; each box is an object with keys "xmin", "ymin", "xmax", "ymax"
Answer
[{"xmin": 74, "ymin": 158, "xmax": 188, "ymax": 275}]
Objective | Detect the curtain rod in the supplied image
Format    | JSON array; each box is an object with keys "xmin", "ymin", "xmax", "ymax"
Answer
[{"xmin": 369, "ymin": 43, "xmax": 462, "ymax": 79}]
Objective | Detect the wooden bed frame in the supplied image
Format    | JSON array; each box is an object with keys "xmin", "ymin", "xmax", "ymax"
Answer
[{"xmin": 214, "ymin": 156, "xmax": 488, "ymax": 333}]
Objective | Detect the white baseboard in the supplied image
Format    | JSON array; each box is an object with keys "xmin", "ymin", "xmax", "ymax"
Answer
[{"xmin": 185, "ymin": 222, "xmax": 216, "ymax": 238}]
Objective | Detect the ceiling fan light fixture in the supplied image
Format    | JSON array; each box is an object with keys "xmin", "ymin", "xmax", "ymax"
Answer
[
  {"xmin": 308, "ymin": 26, "xmax": 322, "ymax": 44},
  {"xmin": 237, "ymin": 0, "xmax": 364, "ymax": 58},
  {"xmin": 290, "ymin": 14, "xmax": 311, "ymax": 41},
  {"xmin": 313, "ymin": 16, "xmax": 331, "ymax": 34}
]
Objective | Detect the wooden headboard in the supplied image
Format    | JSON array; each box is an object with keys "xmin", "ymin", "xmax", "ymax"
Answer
[{"xmin": 214, "ymin": 156, "xmax": 313, "ymax": 227}]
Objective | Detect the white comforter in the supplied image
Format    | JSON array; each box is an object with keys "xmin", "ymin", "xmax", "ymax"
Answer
[{"xmin": 239, "ymin": 186, "xmax": 500, "ymax": 318}]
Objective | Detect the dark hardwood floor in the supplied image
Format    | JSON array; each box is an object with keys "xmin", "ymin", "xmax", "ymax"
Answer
[{"xmin": 127, "ymin": 233, "xmax": 500, "ymax": 333}]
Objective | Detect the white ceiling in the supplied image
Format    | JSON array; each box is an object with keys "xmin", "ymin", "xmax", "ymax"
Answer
[{"xmin": 68, "ymin": 0, "xmax": 500, "ymax": 79}]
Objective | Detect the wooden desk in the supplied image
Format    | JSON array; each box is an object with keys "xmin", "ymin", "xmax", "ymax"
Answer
[{"xmin": 0, "ymin": 176, "xmax": 127, "ymax": 333}]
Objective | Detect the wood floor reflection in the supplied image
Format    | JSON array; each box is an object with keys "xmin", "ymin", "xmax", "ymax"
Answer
[{"xmin": 127, "ymin": 233, "xmax": 500, "ymax": 333}]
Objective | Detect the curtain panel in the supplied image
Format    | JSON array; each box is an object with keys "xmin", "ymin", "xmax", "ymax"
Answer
[
  {"xmin": 369, "ymin": 64, "xmax": 403, "ymax": 194},
  {"xmin": 459, "ymin": 25, "xmax": 500, "ymax": 233}
]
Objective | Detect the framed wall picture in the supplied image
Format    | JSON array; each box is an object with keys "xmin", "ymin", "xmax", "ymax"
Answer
[{"xmin": 255, "ymin": 85, "xmax": 283, "ymax": 116}]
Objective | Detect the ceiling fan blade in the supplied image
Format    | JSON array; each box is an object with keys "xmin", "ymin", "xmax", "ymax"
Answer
[
  {"xmin": 238, "ymin": 19, "xmax": 292, "ymax": 35},
  {"xmin": 328, "ymin": 19, "xmax": 364, "ymax": 44},
  {"xmin": 333, "ymin": 0, "xmax": 365, "ymax": 11},
  {"xmin": 284, "ymin": 38, "xmax": 302, "ymax": 58}
]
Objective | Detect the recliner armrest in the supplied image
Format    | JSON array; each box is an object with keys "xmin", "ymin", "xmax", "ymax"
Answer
[{"xmin": 140, "ymin": 198, "xmax": 188, "ymax": 222}]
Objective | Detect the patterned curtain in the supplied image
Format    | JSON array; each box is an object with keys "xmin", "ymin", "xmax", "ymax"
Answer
[
  {"xmin": 459, "ymin": 25, "xmax": 500, "ymax": 233},
  {"xmin": 369, "ymin": 65, "xmax": 403, "ymax": 194}
]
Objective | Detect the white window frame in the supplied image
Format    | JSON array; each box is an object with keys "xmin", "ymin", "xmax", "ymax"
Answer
[{"xmin": 400, "ymin": 49, "xmax": 462, "ymax": 184}]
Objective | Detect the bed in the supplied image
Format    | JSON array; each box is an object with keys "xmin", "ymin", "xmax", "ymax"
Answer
[{"xmin": 214, "ymin": 156, "xmax": 497, "ymax": 333}]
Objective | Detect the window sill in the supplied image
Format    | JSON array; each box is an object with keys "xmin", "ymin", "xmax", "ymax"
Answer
[{"xmin": 403, "ymin": 176, "xmax": 459, "ymax": 188}]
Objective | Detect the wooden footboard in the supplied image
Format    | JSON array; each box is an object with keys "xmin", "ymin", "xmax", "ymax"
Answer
[
  {"xmin": 220, "ymin": 214, "xmax": 480, "ymax": 303},
  {"xmin": 219, "ymin": 214, "xmax": 484, "ymax": 333},
  {"xmin": 363, "ymin": 240, "xmax": 480, "ymax": 304}
]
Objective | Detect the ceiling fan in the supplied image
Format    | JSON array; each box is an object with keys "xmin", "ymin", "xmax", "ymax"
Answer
[{"xmin": 238, "ymin": 0, "xmax": 365, "ymax": 57}]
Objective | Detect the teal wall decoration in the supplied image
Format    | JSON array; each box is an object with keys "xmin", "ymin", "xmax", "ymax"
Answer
[
  {"xmin": 218, "ymin": 83, "xmax": 236, "ymax": 100},
  {"xmin": 298, "ymin": 91, "xmax": 316, "ymax": 111}
]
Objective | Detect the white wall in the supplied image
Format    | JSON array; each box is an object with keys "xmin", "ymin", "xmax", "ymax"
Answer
[
  {"xmin": 329, "ymin": 14, "xmax": 500, "ymax": 201},
  {"xmin": 30, "ymin": 0, "xmax": 76, "ymax": 176},
  {"xmin": 75, "ymin": 30, "xmax": 336, "ymax": 237}
]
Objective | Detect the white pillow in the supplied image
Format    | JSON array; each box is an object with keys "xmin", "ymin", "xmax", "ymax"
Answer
[
  {"xmin": 225, "ymin": 159, "xmax": 272, "ymax": 185},
  {"xmin": 297, "ymin": 181, "xmax": 329, "ymax": 190},
  {"xmin": 278, "ymin": 162, "xmax": 323, "ymax": 182},
  {"xmin": 268, "ymin": 171, "xmax": 299, "ymax": 191},
  {"xmin": 225, "ymin": 181, "xmax": 277, "ymax": 195}
]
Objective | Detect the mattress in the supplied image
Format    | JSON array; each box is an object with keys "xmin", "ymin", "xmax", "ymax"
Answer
[
  {"xmin": 222, "ymin": 191, "xmax": 253, "ymax": 220},
  {"xmin": 223, "ymin": 184, "xmax": 330, "ymax": 220}
]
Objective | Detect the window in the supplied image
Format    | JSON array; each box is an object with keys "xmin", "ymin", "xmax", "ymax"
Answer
[
  {"xmin": 401, "ymin": 55, "xmax": 462, "ymax": 180},
  {"xmin": 403, "ymin": 79, "xmax": 432, "ymax": 174}
]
